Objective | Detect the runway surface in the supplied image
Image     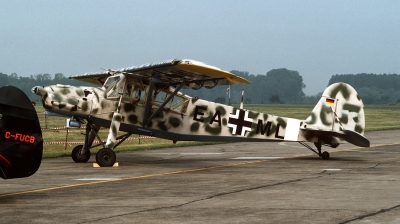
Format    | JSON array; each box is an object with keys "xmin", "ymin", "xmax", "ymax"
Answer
[{"xmin": 1, "ymin": 130, "xmax": 400, "ymax": 223}]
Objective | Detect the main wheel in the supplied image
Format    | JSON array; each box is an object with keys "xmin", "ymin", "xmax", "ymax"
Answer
[
  {"xmin": 72, "ymin": 145, "xmax": 91, "ymax": 163},
  {"xmin": 96, "ymin": 148, "xmax": 116, "ymax": 167},
  {"xmin": 322, "ymin": 151, "xmax": 330, "ymax": 160}
]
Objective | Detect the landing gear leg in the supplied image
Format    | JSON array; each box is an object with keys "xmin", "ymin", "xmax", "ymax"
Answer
[
  {"xmin": 95, "ymin": 112, "xmax": 121, "ymax": 167},
  {"xmin": 71, "ymin": 122, "xmax": 100, "ymax": 163},
  {"xmin": 314, "ymin": 142, "xmax": 330, "ymax": 160},
  {"xmin": 299, "ymin": 142, "xmax": 330, "ymax": 160},
  {"xmin": 314, "ymin": 142, "xmax": 322, "ymax": 157}
]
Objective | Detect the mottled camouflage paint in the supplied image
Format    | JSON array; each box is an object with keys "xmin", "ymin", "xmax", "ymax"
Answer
[
  {"xmin": 38, "ymin": 85, "xmax": 94, "ymax": 116},
  {"xmin": 105, "ymin": 112, "xmax": 122, "ymax": 149},
  {"xmin": 33, "ymin": 78, "xmax": 367, "ymax": 149},
  {"xmin": 304, "ymin": 83, "xmax": 365, "ymax": 134}
]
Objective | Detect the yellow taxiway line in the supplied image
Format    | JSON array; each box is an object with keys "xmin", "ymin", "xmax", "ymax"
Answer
[{"xmin": 1, "ymin": 142, "xmax": 398, "ymax": 198}]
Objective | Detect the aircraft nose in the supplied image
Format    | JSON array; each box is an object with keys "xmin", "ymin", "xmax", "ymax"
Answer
[{"xmin": 31, "ymin": 86, "xmax": 47, "ymax": 96}]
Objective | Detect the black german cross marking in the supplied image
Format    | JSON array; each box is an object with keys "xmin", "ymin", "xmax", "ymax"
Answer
[{"xmin": 228, "ymin": 109, "xmax": 253, "ymax": 136}]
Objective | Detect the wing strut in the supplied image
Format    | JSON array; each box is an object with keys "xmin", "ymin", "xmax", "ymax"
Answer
[
  {"xmin": 144, "ymin": 81, "xmax": 186, "ymax": 127},
  {"xmin": 142, "ymin": 75, "xmax": 163, "ymax": 126}
]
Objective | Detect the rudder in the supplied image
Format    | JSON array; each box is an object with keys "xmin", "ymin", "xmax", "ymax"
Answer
[{"xmin": 304, "ymin": 83, "xmax": 366, "ymax": 142}]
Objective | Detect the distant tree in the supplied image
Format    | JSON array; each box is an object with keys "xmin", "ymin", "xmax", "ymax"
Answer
[
  {"xmin": 0, "ymin": 72, "xmax": 97, "ymax": 100},
  {"xmin": 9, "ymin": 73, "xmax": 18, "ymax": 79},
  {"xmin": 0, "ymin": 73, "xmax": 8, "ymax": 85},
  {"xmin": 380, "ymin": 95, "xmax": 390, "ymax": 104},
  {"xmin": 54, "ymin": 73, "xmax": 66, "ymax": 82},
  {"xmin": 265, "ymin": 68, "xmax": 305, "ymax": 103},
  {"xmin": 230, "ymin": 69, "xmax": 306, "ymax": 104},
  {"xmin": 302, "ymin": 92, "xmax": 322, "ymax": 104},
  {"xmin": 180, "ymin": 69, "xmax": 306, "ymax": 104},
  {"xmin": 329, "ymin": 74, "xmax": 400, "ymax": 104},
  {"xmin": 269, "ymin": 94, "xmax": 281, "ymax": 104}
]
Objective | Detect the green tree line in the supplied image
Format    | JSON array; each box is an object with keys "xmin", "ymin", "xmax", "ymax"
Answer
[
  {"xmin": 0, "ymin": 68, "xmax": 309, "ymax": 104},
  {"xmin": 0, "ymin": 72, "xmax": 92, "ymax": 101},
  {"xmin": 182, "ymin": 68, "xmax": 307, "ymax": 104},
  {"xmin": 2, "ymin": 70, "xmax": 398, "ymax": 105},
  {"xmin": 328, "ymin": 73, "xmax": 400, "ymax": 104}
]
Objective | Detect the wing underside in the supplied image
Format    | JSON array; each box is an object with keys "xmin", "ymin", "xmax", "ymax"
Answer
[{"xmin": 69, "ymin": 59, "xmax": 250, "ymax": 88}]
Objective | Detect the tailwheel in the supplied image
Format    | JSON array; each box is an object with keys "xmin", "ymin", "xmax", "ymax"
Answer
[
  {"xmin": 72, "ymin": 145, "xmax": 91, "ymax": 163},
  {"xmin": 96, "ymin": 148, "xmax": 116, "ymax": 167},
  {"xmin": 321, "ymin": 151, "xmax": 330, "ymax": 160},
  {"xmin": 299, "ymin": 142, "xmax": 330, "ymax": 160}
]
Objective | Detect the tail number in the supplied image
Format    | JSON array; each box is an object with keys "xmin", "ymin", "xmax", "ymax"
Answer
[{"xmin": 4, "ymin": 131, "xmax": 36, "ymax": 144}]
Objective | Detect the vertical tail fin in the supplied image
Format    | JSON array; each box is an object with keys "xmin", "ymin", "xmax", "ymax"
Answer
[
  {"xmin": 0, "ymin": 86, "xmax": 43, "ymax": 179},
  {"xmin": 303, "ymin": 83, "xmax": 368, "ymax": 146}
]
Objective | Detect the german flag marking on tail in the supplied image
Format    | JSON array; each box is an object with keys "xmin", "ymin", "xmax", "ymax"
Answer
[{"xmin": 325, "ymin": 98, "xmax": 335, "ymax": 106}]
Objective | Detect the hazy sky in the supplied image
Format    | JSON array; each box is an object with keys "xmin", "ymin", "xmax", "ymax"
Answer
[{"xmin": 1, "ymin": 0, "xmax": 399, "ymax": 95}]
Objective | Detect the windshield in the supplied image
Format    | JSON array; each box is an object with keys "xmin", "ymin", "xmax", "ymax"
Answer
[{"xmin": 103, "ymin": 75, "xmax": 121, "ymax": 92}]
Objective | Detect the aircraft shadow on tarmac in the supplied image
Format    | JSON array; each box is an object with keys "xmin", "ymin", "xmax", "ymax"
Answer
[
  {"xmin": 105, "ymin": 151, "xmax": 366, "ymax": 167},
  {"xmin": 287, "ymin": 155, "xmax": 365, "ymax": 162}
]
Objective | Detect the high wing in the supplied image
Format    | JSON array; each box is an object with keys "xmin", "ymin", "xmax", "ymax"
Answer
[{"xmin": 69, "ymin": 59, "xmax": 250, "ymax": 88}]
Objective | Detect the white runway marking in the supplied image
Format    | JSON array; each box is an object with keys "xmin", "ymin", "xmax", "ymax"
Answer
[
  {"xmin": 232, "ymin": 157, "xmax": 284, "ymax": 160},
  {"xmin": 75, "ymin": 178, "xmax": 119, "ymax": 181},
  {"xmin": 180, "ymin": 153, "xmax": 223, "ymax": 155},
  {"xmin": 322, "ymin": 169, "xmax": 342, "ymax": 171},
  {"xmin": 158, "ymin": 153, "xmax": 223, "ymax": 155},
  {"xmin": 348, "ymin": 150, "xmax": 381, "ymax": 153}
]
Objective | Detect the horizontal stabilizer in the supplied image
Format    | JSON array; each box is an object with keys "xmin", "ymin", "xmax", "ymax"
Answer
[
  {"xmin": 301, "ymin": 128, "xmax": 370, "ymax": 147},
  {"xmin": 341, "ymin": 129, "xmax": 370, "ymax": 147}
]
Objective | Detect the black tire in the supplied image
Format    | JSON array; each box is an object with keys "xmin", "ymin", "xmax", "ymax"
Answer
[
  {"xmin": 72, "ymin": 145, "xmax": 91, "ymax": 163},
  {"xmin": 96, "ymin": 148, "xmax": 116, "ymax": 167},
  {"xmin": 322, "ymin": 151, "xmax": 330, "ymax": 160}
]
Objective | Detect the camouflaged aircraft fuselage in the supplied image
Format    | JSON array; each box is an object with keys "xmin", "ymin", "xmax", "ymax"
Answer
[{"xmin": 34, "ymin": 74, "xmax": 366, "ymax": 148}]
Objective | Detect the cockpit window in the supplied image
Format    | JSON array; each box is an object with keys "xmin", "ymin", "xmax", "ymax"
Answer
[
  {"xmin": 108, "ymin": 79, "xmax": 125, "ymax": 98},
  {"xmin": 103, "ymin": 76, "xmax": 121, "ymax": 92},
  {"xmin": 104, "ymin": 75, "xmax": 126, "ymax": 99},
  {"xmin": 170, "ymin": 96, "xmax": 189, "ymax": 113},
  {"xmin": 151, "ymin": 87, "xmax": 189, "ymax": 114}
]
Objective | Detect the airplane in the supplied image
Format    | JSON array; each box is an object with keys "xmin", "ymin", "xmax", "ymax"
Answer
[
  {"xmin": 0, "ymin": 86, "xmax": 43, "ymax": 179},
  {"xmin": 32, "ymin": 59, "xmax": 369, "ymax": 167}
]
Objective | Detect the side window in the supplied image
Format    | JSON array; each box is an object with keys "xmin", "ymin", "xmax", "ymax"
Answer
[
  {"xmin": 137, "ymin": 85, "xmax": 149, "ymax": 107},
  {"xmin": 124, "ymin": 83, "xmax": 134, "ymax": 98},
  {"xmin": 154, "ymin": 92, "xmax": 167, "ymax": 105},
  {"xmin": 150, "ymin": 87, "xmax": 189, "ymax": 114},
  {"xmin": 108, "ymin": 79, "xmax": 125, "ymax": 98},
  {"xmin": 170, "ymin": 96, "xmax": 189, "ymax": 113},
  {"xmin": 121, "ymin": 79, "xmax": 144, "ymax": 104}
]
